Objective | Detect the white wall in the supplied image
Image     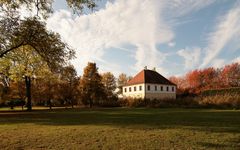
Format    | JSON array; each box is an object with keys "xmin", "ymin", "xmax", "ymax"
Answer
[
  {"xmin": 122, "ymin": 83, "xmax": 145, "ymax": 99},
  {"xmin": 145, "ymin": 84, "xmax": 176, "ymax": 94},
  {"xmin": 122, "ymin": 83, "xmax": 176, "ymax": 99}
]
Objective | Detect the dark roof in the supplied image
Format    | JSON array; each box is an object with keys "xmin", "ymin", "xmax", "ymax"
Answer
[{"xmin": 126, "ymin": 69, "xmax": 175, "ymax": 86}]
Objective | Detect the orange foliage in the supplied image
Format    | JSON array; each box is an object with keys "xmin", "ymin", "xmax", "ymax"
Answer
[{"xmin": 169, "ymin": 63, "xmax": 240, "ymax": 95}]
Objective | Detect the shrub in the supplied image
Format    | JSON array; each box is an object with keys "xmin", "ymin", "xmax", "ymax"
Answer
[
  {"xmin": 5, "ymin": 99, "xmax": 25, "ymax": 109},
  {"xmin": 201, "ymin": 87, "xmax": 240, "ymax": 96},
  {"xmin": 199, "ymin": 93, "xmax": 240, "ymax": 109},
  {"xmin": 117, "ymin": 98, "xmax": 143, "ymax": 107},
  {"xmin": 118, "ymin": 97, "xmax": 199, "ymax": 108}
]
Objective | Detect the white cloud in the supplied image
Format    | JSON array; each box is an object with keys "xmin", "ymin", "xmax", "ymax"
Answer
[
  {"xmin": 168, "ymin": 42, "xmax": 176, "ymax": 47},
  {"xmin": 46, "ymin": 0, "xmax": 216, "ymax": 75},
  {"xmin": 232, "ymin": 57, "xmax": 240, "ymax": 63},
  {"xmin": 211, "ymin": 59, "xmax": 226, "ymax": 68},
  {"xmin": 47, "ymin": 0, "xmax": 174, "ymax": 75},
  {"xmin": 165, "ymin": 0, "xmax": 216, "ymax": 17},
  {"xmin": 200, "ymin": 2, "xmax": 240, "ymax": 68},
  {"xmin": 177, "ymin": 47, "xmax": 201, "ymax": 69}
]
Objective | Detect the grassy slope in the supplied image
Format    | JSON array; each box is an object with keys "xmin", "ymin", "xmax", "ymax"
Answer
[{"xmin": 0, "ymin": 108, "xmax": 239, "ymax": 149}]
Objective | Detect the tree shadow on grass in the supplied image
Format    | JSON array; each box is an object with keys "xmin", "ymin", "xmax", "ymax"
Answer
[{"xmin": 0, "ymin": 108, "xmax": 239, "ymax": 134}]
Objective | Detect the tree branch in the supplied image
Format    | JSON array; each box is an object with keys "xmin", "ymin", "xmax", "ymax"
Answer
[{"xmin": 0, "ymin": 42, "xmax": 25, "ymax": 58}]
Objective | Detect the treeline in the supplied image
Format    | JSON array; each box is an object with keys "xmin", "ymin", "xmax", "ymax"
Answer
[
  {"xmin": 1, "ymin": 57, "xmax": 239, "ymax": 109},
  {"xmin": 169, "ymin": 62, "xmax": 240, "ymax": 95},
  {"xmin": 0, "ymin": 58, "xmax": 131, "ymax": 109}
]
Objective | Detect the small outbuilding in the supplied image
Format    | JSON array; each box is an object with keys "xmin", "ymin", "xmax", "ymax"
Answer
[{"xmin": 122, "ymin": 68, "xmax": 176, "ymax": 99}]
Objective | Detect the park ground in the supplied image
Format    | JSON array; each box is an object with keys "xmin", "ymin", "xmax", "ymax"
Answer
[{"xmin": 0, "ymin": 107, "xmax": 240, "ymax": 149}]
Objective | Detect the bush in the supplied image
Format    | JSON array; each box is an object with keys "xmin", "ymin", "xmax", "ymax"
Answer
[
  {"xmin": 119, "ymin": 94, "xmax": 240, "ymax": 109},
  {"xmin": 199, "ymin": 93, "xmax": 240, "ymax": 109},
  {"xmin": 201, "ymin": 87, "xmax": 240, "ymax": 96},
  {"xmin": 6, "ymin": 99, "xmax": 25, "ymax": 109},
  {"xmin": 98, "ymin": 97, "xmax": 119, "ymax": 107},
  {"xmin": 118, "ymin": 97, "xmax": 199, "ymax": 108}
]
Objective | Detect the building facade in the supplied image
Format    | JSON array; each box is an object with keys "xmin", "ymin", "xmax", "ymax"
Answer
[{"xmin": 122, "ymin": 69, "xmax": 176, "ymax": 99}]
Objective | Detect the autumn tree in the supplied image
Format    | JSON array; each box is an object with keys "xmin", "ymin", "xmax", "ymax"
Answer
[
  {"xmin": 117, "ymin": 73, "xmax": 127, "ymax": 95},
  {"xmin": 80, "ymin": 62, "xmax": 104, "ymax": 108},
  {"xmin": 169, "ymin": 62, "xmax": 240, "ymax": 95},
  {"xmin": 221, "ymin": 63, "xmax": 240, "ymax": 87},
  {"xmin": 59, "ymin": 65, "xmax": 79, "ymax": 108},
  {"xmin": 101, "ymin": 72, "xmax": 116, "ymax": 99},
  {"xmin": 35, "ymin": 68, "xmax": 60, "ymax": 109},
  {"xmin": 169, "ymin": 76, "xmax": 188, "ymax": 94},
  {"xmin": 0, "ymin": 0, "xmax": 98, "ymax": 109},
  {"xmin": 0, "ymin": 45, "xmax": 56, "ymax": 109}
]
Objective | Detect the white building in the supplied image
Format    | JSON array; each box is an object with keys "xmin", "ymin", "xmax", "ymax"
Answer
[{"xmin": 122, "ymin": 69, "xmax": 176, "ymax": 99}]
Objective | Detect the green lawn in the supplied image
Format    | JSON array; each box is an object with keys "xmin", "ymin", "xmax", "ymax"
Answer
[{"xmin": 0, "ymin": 108, "xmax": 239, "ymax": 149}]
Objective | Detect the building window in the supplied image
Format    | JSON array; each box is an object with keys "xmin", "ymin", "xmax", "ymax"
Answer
[
  {"xmin": 134, "ymin": 86, "xmax": 136, "ymax": 91},
  {"xmin": 129, "ymin": 87, "xmax": 131, "ymax": 92},
  {"xmin": 139, "ymin": 86, "xmax": 142, "ymax": 91},
  {"xmin": 124, "ymin": 88, "xmax": 127, "ymax": 92},
  {"xmin": 147, "ymin": 85, "xmax": 150, "ymax": 91},
  {"xmin": 166, "ymin": 86, "xmax": 169, "ymax": 91},
  {"xmin": 155, "ymin": 85, "xmax": 157, "ymax": 91},
  {"xmin": 161, "ymin": 86, "xmax": 163, "ymax": 91},
  {"xmin": 172, "ymin": 86, "xmax": 174, "ymax": 92}
]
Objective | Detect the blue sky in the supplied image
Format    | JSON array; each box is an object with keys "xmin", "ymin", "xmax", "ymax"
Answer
[{"xmin": 48, "ymin": 0, "xmax": 240, "ymax": 77}]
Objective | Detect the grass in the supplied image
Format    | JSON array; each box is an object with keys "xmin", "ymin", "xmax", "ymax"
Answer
[{"xmin": 0, "ymin": 108, "xmax": 240, "ymax": 149}]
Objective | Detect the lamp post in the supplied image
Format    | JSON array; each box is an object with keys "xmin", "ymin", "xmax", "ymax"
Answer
[
  {"xmin": 25, "ymin": 76, "xmax": 32, "ymax": 111},
  {"xmin": 25, "ymin": 75, "xmax": 36, "ymax": 111}
]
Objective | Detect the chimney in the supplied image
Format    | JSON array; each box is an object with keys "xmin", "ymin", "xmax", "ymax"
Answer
[
  {"xmin": 144, "ymin": 66, "xmax": 147, "ymax": 70},
  {"xmin": 152, "ymin": 67, "xmax": 156, "ymax": 71}
]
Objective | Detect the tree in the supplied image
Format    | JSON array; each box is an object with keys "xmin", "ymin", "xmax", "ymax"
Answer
[
  {"xmin": 0, "ymin": 0, "xmax": 98, "ymax": 58},
  {"xmin": 0, "ymin": 1, "xmax": 98, "ymax": 110},
  {"xmin": 0, "ymin": 45, "xmax": 53, "ymax": 110},
  {"xmin": 36, "ymin": 68, "xmax": 60, "ymax": 109},
  {"xmin": 169, "ymin": 76, "xmax": 188, "ymax": 94},
  {"xmin": 169, "ymin": 62, "xmax": 240, "ymax": 95},
  {"xmin": 0, "ymin": 16, "xmax": 76, "ymax": 111},
  {"xmin": 221, "ymin": 63, "xmax": 240, "ymax": 87},
  {"xmin": 59, "ymin": 65, "xmax": 79, "ymax": 108},
  {"xmin": 80, "ymin": 62, "xmax": 104, "ymax": 107},
  {"xmin": 0, "ymin": 0, "xmax": 97, "ymax": 17},
  {"xmin": 0, "ymin": 17, "xmax": 74, "ymax": 68},
  {"xmin": 101, "ymin": 72, "xmax": 116, "ymax": 98},
  {"xmin": 117, "ymin": 73, "xmax": 128, "ymax": 95}
]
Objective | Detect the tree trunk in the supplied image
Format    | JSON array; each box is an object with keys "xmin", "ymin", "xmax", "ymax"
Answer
[
  {"xmin": 89, "ymin": 95, "xmax": 93, "ymax": 108},
  {"xmin": 48, "ymin": 99, "xmax": 52, "ymax": 110},
  {"xmin": 25, "ymin": 76, "xmax": 32, "ymax": 111},
  {"xmin": 71, "ymin": 100, "xmax": 74, "ymax": 108}
]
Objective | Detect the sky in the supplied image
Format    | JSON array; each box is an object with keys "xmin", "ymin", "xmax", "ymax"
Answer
[{"xmin": 46, "ymin": 0, "xmax": 240, "ymax": 77}]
